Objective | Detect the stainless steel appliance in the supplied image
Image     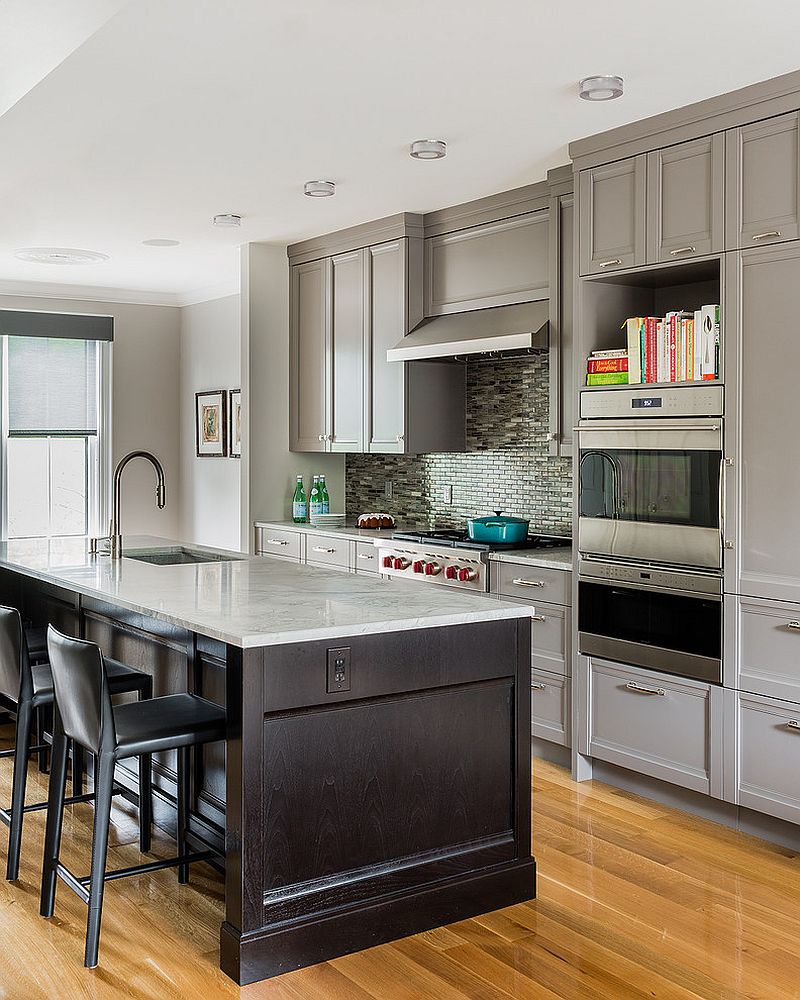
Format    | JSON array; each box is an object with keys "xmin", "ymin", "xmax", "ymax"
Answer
[
  {"xmin": 577, "ymin": 385, "xmax": 724, "ymax": 570},
  {"xmin": 377, "ymin": 529, "xmax": 570, "ymax": 593},
  {"xmin": 578, "ymin": 557, "xmax": 722, "ymax": 684}
]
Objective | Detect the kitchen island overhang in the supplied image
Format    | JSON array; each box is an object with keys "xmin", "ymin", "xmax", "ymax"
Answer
[{"xmin": 0, "ymin": 537, "xmax": 535, "ymax": 985}]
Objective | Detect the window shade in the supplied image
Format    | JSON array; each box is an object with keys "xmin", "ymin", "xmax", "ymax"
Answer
[
  {"xmin": 8, "ymin": 337, "xmax": 98, "ymax": 434},
  {"xmin": 0, "ymin": 309, "xmax": 112, "ymax": 342}
]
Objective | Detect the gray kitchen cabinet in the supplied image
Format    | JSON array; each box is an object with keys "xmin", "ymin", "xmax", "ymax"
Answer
[
  {"xmin": 530, "ymin": 601, "xmax": 571, "ymax": 677},
  {"xmin": 254, "ymin": 525, "xmax": 303, "ymax": 562},
  {"xmin": 494, "ymin": 561, "xmax": 571, "ymax": 607},
  {"xmin": 724, "ymin": 689, "xmax": 800, "ymax": 827},
  {"xmin": 647, "ymin": 134, "xmax": 725, "ymax": 261},
  {"xmin": 305, "ymin": 531, "xmax": 352, "ymax": 571},
  {"xmin": 354, "ymin": 540, "xmax": 379, "ymax": 573},
  {"xmin": 424, "ymin": 212, "xmax": 549, "ymax": 316},
  {"xmin": 580, "ymin": 659, "xmax": 723, "ymax": 797},
  {"xmin": 738, "ymin": 243, "xmax": 800, "ymax": 603},
  {"xmin": 578, "ymin": 155, "xmax": 646, "ymax": 275},
  {"xmin": 726, "ymin": 111, "xmax": 800, "ymax": 250},
  {"xmin": 548, "ymin": 187, "xmax": 574, "ymax": 456},
  {"xmin": 531, "ymin": 670, "xmax": 570, "ymax": 746},
  {"xmin": 728, "ymin": 594, "xmax": 800, "ymax": 704},
  {"xmin": 330, "ymin": 250, "xmax": 366, "ymax": 452},
  {"xmin": 289, "ymin": 258, "xmax": 330, "ymax": 452}
]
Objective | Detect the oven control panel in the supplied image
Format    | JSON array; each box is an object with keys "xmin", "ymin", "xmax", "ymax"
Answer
[
  {"xmin": 579, "ymin": 557, "xmax": 722, "ymax": 596},
  {"xmin": 580, "ymin": 384, "xmax": 724, "ymax": 419}
]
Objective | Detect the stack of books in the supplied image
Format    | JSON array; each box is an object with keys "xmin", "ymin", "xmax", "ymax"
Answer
[{"xmin": 585, "ymin": 304, "xmax": 720, "ymax": 387}]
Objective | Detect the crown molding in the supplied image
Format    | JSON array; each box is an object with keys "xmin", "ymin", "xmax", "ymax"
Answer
[
  {"xmin": 0, "ymin": 278, "xmax": 184, "ymax": 308},
  {"xmin": 174, "ymin": 279, "xmax": 240, "ymax": 307}
]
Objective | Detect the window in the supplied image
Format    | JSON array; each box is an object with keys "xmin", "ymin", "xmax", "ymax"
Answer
[{"xmin": 2, "ymin": 335, "xmax": 111, "ymax": 540}]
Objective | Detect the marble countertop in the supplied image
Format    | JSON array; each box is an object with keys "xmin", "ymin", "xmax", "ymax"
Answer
[
  {"xmin": 255, "ymin": 520, "xmax": 405, "ymax": 543},
  {"xmin": 487, "ymin": 547, "xmax": 573, "ymax": 571},
  {"xmin": 0, "ymin": 535, "xmax": 532, "ymax": 649}
]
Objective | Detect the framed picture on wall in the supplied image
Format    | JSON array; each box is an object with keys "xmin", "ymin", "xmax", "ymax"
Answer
[
  {"xmin": 228, "ymin": 389, "xmax": 241, "ymax": 458},
  {"xmin": 195, "ymin": 389, "xmax": 227, "ymax": 457}
]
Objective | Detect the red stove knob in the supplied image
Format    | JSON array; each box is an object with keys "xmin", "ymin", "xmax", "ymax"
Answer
[
  {"xmin": 424, "ymin": 562, "xmax": 442, "ymax": 576},
  {"xmin": 413, "ymin": 560, "xmax": 426, "ymax": 574},
  {"xmin": 382, "ymin": 555, "xmax": 394, "ymax": 569},
  {"xmin": 393, "ymin": 557, "xmax": 410, "ymax": 570},
  {"xmin": 445, "ymin": 565, "xmax": 458, "ymax": 580},
  {"xmin": 458, "ymin": 567, "xmax": 478, "ymax": 583}
]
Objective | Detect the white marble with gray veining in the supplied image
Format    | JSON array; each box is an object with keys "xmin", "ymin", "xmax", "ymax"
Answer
[
  {"xmin": 254, "ymin": 520, "xmax": 407, "ymax": 543},
  {"xmin": 0, "ymin": 536, "xmax": 532, "ymax": 649},
  {"xmin": 487, "ymin": 547, "xmax": 573, "ymax": 571}
]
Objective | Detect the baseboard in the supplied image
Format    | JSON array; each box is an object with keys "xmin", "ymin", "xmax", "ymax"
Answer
[{"xmin": 531, "ymin": 739, "xmax": 571, "ymax": 768}]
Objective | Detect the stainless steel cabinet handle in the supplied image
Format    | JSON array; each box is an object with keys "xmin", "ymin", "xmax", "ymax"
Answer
[
  {"xmin": 531, "ymin": 614, "xmax": 547, "ymax": 622},
  {"xmin": 395, "ymin": 434, "xmax": 404, "ymax": 443},
  {"xmin": 626, "ymin": 681, "xmax": 666, "ymax": 696},
  {"xmin": 787, "ymin": 720, "xmax": 800, "ymax": 731},
  {"xmin": 531, "ymin": 682, "xmax": 546, "ymax": 691},
  {"xmin": 669, "ymin": 246, "xmax": 697, "ymax": 256},
  {"xmin": 312, "ymin": 546, "xmax": 336, "ymax": 554},
  {"xmin": 752, "ymin": 231, "xmax": 782, "ymax": 240},
  {"xmin": 358, "ymin": 553, "xmax": 374, "ymax": 560},
  {"xmin": 265, "ymin": 539, "xmax": 289, "ymax": 546},
  {"xmin": 512, "ymin": 579, "xmax": 546, "ymax": 588},
  {"xmin": 786, "ymin": 622, "xmax": 800, "ymax": 631},
  {"xmin": 598, "ymin": 258, "xmax": 622, "ymax": 268}
]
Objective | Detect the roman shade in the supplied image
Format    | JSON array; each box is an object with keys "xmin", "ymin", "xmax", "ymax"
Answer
[
  {"xmin": 8, "ymin": 337, "xmax": 98, "ymax": 435},
  {"xmin": 0, "ymin": 309, "xmax": 113, "ymax": 342}
]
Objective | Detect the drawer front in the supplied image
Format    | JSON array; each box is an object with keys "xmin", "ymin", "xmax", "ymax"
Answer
[
  {"xmin": 255, "ymin": 526, "xmax": 302, "ymax": 561},
  {"xmin": 738, "ymin": 596, "xmax": 800, "ymax": 702},
  {"xmin": 354, "ymin": 540, "xmax": 379, "ymax": 574},
  {"xmin": 585, "ymin": 660, "xmax": 721, "ymax": 796},
  {"xmin": 531, "ymin": 669, "xmax": 570, "ymax": 747},
  {"xmin": 305, "ymin": 533, "xmax": 351, "ymax": 570},
  {"xmin": 531, "ymin": 601, "xmax": 570, "ymax": 676},
  {"xmin": 495, "ymin": 561, "xmax": 571, "ymax": 606},
  {"xmin": 736, "ymin": 691, "xmax": 800, "ymax": 825}
]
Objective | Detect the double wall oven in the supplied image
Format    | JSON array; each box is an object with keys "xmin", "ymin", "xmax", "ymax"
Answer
[{"xmin": 577, "ymin": 385, "xmax": 724, "ymax": 684}]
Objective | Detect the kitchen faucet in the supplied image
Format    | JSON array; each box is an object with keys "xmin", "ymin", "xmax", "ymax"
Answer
[{"xmin": 90, "ymin": 451, "xmax": 166, "ymax": 559}]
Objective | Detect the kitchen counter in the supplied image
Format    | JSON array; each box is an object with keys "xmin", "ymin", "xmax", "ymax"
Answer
[
  {"xmin": 0, "ymin": 535, "xmax": 530, "ymax": 649},
  {"xmin": 255, "ymin": 518, "xmax": 407, "ymax": 542},
  {"xmin": 488, "ymin": 546, "xmax": 573, "ymax": 571}
]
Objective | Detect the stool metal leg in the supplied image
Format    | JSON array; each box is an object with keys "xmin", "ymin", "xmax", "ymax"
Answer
[
  {"xmin": 39, "ymin": 726, "xmax": 69, "ymax": 918},
  {"xmin": 138, "ymin": 753, "xmax": 151, "ymax": 854},
  {"xmin": 36, "ymin": 706, "xmax": 48, "ymax": 773},
  {"xmin": 177, "ymin": 746, "xmax": 190, "ymax": 884},
  {"xmin": 72, "ymin": 744, "xmax": 84, "ymax": 798},
  {"xmin": 6, "ymin": 699, "xmax": 33, "ymax": 881},
  {"xmin": 84, "ymin": 753, "xmax": 114, "ymax": 969}
]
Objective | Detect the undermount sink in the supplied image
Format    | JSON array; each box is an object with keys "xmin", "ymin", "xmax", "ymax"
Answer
[{"xmin": 124, "ymin": 546, "xmax": 244, "ymax": 566}]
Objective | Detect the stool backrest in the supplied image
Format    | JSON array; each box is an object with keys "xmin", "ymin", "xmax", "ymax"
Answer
[
  {"xmin": 0, "ymin": 606, "xmax": 30, "ymax": 704},
  {"xmin": 46, "ymin": 627, "xmax": 115, "ymax": 756}
]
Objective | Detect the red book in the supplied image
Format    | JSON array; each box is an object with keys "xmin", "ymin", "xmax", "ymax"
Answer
[
  {"xmin": 645, "ymin": 317, "xmax": 658, "ymax": 383},
  {"xmin": 587, "ymin": 357, "xmax": 629, "ymax": 373},
  {"xmin": 669, "ymin": 315, "xmax": 677, "ymax": 382}
]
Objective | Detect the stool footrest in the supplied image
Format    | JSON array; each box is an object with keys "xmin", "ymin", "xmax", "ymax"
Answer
[
  {"xmin": 0, "ymin": 743, "xmax": 49, "ymax": 759},
  {"xmin": 56, "ymin": 849, "xmax": 217, "ymax": 903},
  {"xmin": 0, "ymin": 784, "xmax": 126, "ymax": 825}
]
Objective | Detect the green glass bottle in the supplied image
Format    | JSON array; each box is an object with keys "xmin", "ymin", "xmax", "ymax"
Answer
[
  {"xmin": 319, "ymin": 475, "xmax": 330, "ymax": 514},
  {"xmin": 291, "ymin": 475, "xmax": 307, "ymax": 523},
  {"xmin": 309, "ymin": 475, "xmax": 323, "ymax": 518}
]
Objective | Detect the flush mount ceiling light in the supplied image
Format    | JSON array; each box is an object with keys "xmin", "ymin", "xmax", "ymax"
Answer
[
  {"xmin": 303, "ymin": 180, "xmax": 336, "ymax": 198},
  {"xmin": 142, "ymin": 238, "xmax": 180, "ymax": 247},
  {"xmin": 579, "ymin": 75, "xmax": 624, "ymax": 101},
  {"xmin": 410, "ymin": 139, "xmax": 447, "ymax": 160},
  {"xmin": 212, "ymin": 214, "xmax": 242, "ymax": 227},
  {"xmin": 13, "ymin": 247, "xmax": 110, "ymax": 265}
]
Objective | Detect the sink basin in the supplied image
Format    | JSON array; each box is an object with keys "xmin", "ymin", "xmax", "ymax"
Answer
[{"xmin": 124, "ymin": 546, "xmax": 244, "ymax": 566}]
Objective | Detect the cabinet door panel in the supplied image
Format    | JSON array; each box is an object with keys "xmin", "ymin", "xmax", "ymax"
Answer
[
  {"xmin": 737, "ymin": 595, "xmax": 800, "ymax": 702},
  {"xmin": 739, "ymin": 245, "xmax": 800, "ymax": 602},
  {"xmin": 290, "ymin": 259, "xmax": 329, "ymax": 452},
  {"xmin": 549, "ymin": 193, "xmax": 574, "ymax": 455},
  {"xmin": 367, "ymin": 240, "xmax": 406, "ymax": 453},
  {"xmin": 647, "ymin": 135, "xmax": 724, "ymax": 261},
  {"xmin": 330, "ymin": 250, "xmax": 365, "ymax": 452},
  {"xmin": 531, "ymin": 670, "xmax": 570, "ymax": 746},
  {"xmin": 728, "ymin": 112, "xmax": 800, "ymax": 249},
  {"xmin": 579, "ymin": 156, "xmax": 646, "ymax": 274},
  {"xmin": 734, "ymin": 691, "xmax": 800, "ymax": 826},
  {"xmin": 425, "ymin": 212, "xmax": 549, "ymax": 315}
]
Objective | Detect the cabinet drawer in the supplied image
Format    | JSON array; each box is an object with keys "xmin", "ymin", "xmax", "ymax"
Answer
[
  {"xmin": 305, "ymin": 533, "xmax": 351, "ymax": 570},
  {"xmin": 494, "ymin": 561, "xmax": 571, "ymax": 606},
  {"xmin": 255, "ymin": 526, "xmax": 302, "ymax": 561},
  {"xmin": 354, "ymin": 540, "xmax": 379, "ymax": 574},
  {"xmin": 737, "ymin": 596, "xmax": 800, "ymax": 702},
  {"xmin": 735, "ymin": 691, "xmax": 800, "ymax": 826},
  {"xmin": 531, "ymin": 601, "xmax": 570, "ymax": 676},
  {"xmin": 531, "ymin": 669, "xmax": 570, "ymax": 747},
  {"xmin": 584, "ymin": 660, "xmax": 722, "ymax": 796}
]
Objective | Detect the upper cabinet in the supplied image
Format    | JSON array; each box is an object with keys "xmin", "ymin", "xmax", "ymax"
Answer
[
  {"xmin": 329, "ymin": 250, "xmax": 366, "ymax": 452},
  {"xmin": 424, "ymin": 212, "xmax": 549, "ymax": 315},
  {"xmin": 548, "ymin": 173, "xmax": 574, "ymax": 458},
  {"xmin": 579, "ymin": 155, "xmax": 646, "ymax": 274},
  {"xmin": 289, "ymin": 258, "xmax": 330, "ymax": 453},
  {"xmin": 726, "ymin": 111, "xmax": 800, "ymax": 250},
  {"xmin": 647, "ymin": 134, "xmax": 724, "ymax": 261}
]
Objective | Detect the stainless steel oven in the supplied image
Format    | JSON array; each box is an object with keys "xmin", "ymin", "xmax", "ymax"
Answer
[
  {"xmin": 578, "ymin": 557, "xmax": 722, "ymax": 683},
  {"xmin": 577, "ymin": 385, "xmax": 724, "ymax": 571}
]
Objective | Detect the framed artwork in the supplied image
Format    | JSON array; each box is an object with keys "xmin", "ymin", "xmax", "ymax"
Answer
[
  {"xmin": 228, "ymin": 389, "xmax": 241, "ymax": 458},
  {"xmin": 196, "ymin": 389, "xmax": 227, "ymax": 457}
]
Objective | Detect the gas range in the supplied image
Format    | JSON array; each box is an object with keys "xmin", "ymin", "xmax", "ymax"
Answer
[{"xmin": 376, "ymin": 530, "xmax": 571, "ymax": 592}]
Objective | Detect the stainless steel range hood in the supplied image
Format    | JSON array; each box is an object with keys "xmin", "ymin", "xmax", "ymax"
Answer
[{"xmin": 386, "ymin": 300, "xmax": 549, "ymax": 362}]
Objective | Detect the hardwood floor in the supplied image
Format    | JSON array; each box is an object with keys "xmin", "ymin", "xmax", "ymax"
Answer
[{"xmin": 1, "ymin": 723, "xmax": 799, "ymax": 999}]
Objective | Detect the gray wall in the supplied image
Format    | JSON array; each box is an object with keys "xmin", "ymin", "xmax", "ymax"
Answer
[
  {"xmin": 178, "ymin": 294, "xmax": 241, "ymax": 549},
  {"xmin": 346, "ymin": 352, "xmax": 573, "ymax": 534},
  {"xmin": 0, "ymin": 292, "xmax": 181, "ymax": 539}
]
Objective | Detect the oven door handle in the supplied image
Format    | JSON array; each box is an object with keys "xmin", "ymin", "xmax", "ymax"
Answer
[
  {"xmin": 574, "ymin": 424, "xmax": 720, "ymax": 433},
  {"xmin": 718, "ymin": 455, "xmax": 725, "ymax": 557}
]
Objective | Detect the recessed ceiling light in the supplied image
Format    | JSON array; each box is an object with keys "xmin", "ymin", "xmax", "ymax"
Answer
[
  {"xmin": 13, "ymin": 247, "xmax": 110, "ymax": 265},
  {"xmin": 212, "ymin": 214, "xmax": 242, "ymax": 227},
  {"xmin": 410, "ymin": 139, "xmax": 447, "ymax": 160},
  {"xmin": 142, "ymin": 238, "xmax": 180, "ymax": 247},
  {"xmin": 304, "ymin": 180, "xmax": 336, "ymax": 198},
  {"xmin": 579, "ymin": 75, "xmax": 624, "ymax": 101}
]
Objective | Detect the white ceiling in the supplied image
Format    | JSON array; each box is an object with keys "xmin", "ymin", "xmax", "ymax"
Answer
[{"xmin": 1, "ymin": 0, "xmax": 800, "ymax": 305}]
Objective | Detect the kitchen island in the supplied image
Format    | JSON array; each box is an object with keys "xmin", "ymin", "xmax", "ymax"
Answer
[{"xmin": 0, "ymin": 536, "xmax": 535, "ymax": 985}]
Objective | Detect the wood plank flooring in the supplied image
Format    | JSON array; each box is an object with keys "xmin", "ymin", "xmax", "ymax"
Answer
[{"xmin": 0, "ymin": 722, "xmax": 798, "ymax": 999}]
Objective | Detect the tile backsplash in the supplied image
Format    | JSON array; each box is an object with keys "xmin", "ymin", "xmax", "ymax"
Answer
[{"xmin": 345, "ymin": 352, "xmax": 573, "ymax": 534}]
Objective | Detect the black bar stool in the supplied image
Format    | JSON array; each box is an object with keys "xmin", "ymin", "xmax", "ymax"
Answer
[
  {"xmin": 40, "ymin": 626, "xmax": 226, "ymax": 969},
  {"xmin": 0, "ymin": 607, "xmax": 152, "ymax": 881}
]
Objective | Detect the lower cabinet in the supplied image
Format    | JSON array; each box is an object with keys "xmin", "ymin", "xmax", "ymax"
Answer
[
  {"xmin": 728, "ymin": 593, "xmax": 800, "ymax": 703},
  {"xmin": 305, "ymin": 532, "xmax": 351, "ymax": 571},
  {"xmin": 580, "ymin": 659, "xmax": 723, "ymax": 797},
  {"xmin": 354, "ymin": 540, "xmax": 379, "ymax": 574},
  {"xmin": 254, "ymin": 526, "xmax": 303, "ymax": 562},
  {"xmin": 531, "ymin": 669, "xmax": 570, "ymax": 746}
]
